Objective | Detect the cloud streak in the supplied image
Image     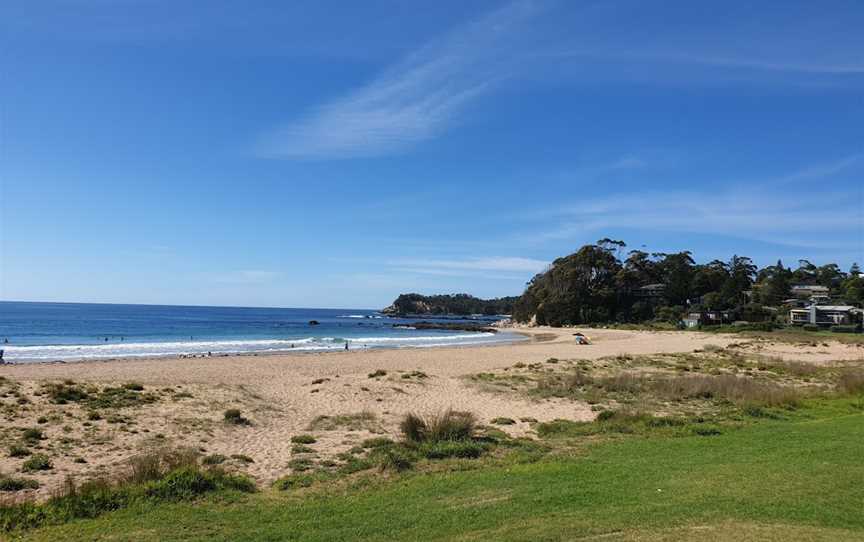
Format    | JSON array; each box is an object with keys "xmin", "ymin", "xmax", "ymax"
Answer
[{"xmin": 257, "ymin": 1, "xmax": 540, "ymax": 160}]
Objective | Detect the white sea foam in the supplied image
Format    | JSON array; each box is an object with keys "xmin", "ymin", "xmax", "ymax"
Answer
[{"xmin": 3, "ymin": 332, "xmax": 518, "ymax": 362}]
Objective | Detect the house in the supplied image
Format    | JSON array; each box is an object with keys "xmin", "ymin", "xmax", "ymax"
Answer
[
  {"xmin": 789, "ymin": 305, "xmax": 858, "ymax": 327},
  {"xmin": 791, "ymin": 285, "xmax": 830, "ymax": 298},
  {"xmin": 682, "ymin": 310, "xmax": 735, "ymax": 328}
]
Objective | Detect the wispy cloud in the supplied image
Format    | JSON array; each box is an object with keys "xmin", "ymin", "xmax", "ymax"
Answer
[
  {"xmin": 555, "ymin": 51, "xmax": 864, "ymax": 75},
  {"xmin": 256, "ymin": 1, "xmax": 540, "ymax": 160},
  {"xmin": 521, "ymin": 155, "xmax": 864, "ymax": 251}
]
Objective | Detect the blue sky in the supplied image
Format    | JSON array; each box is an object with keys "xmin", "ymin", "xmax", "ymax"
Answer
[{"xmin": 1, "ymin": 0, "xmax": 863, "ymax": 309}]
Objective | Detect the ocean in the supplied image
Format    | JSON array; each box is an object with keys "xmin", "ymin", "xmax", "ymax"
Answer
[{"xmin": 0, "ymin": 301, "xmax": 520, "ymax": 363}]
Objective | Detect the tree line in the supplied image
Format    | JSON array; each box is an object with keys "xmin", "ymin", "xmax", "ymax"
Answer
[
  {"xmin": 383, "ymin": 293, "xmax": 519, "ymax": 316},
  {"xmin": 512, "ymin": 239, "xmax": 863, "ymax": 326}
]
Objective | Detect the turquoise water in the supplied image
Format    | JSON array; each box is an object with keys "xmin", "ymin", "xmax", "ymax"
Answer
[{"xmin": 0, "ymin": 301, "xmax": 519, "ymax": 362}]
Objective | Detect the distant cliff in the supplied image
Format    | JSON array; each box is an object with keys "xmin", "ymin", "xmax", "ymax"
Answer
[{"xmin": 382, "ymin": 293, "xmax": 518, "ymax": 316}]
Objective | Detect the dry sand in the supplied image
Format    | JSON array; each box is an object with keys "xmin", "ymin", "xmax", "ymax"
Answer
[{"xmin": 1, "ymin": 327, "xmax": 861, "ymax": 498}]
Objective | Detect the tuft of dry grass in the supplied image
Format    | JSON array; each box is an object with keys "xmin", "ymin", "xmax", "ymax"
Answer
[
  {"xmin": 837, "ymin": 369, "xmax": 864, "ymax": 396},
  {"xmin": 653, "ymin": 374, "xmax": 800, "ymax": 408},
  {"xmin": 400, "ymin": 410, "xmax": 476, "ymax": 443}
]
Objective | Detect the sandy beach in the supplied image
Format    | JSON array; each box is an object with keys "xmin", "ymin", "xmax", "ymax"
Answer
[{"xmin": 2, "ymin": 327, "xmax": 862, "ymax": 499}]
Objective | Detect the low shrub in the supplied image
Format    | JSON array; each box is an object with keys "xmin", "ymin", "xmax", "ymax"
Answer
[
  {"xmin": 22, "ymin": 428, "xmax": 44, "ymax": 442},
  {"xmin": 830, "ymin": 325, "xmax": 860, "ymax": 334},
  {"xmin": 230, "ymin": 454, "xmax": 254, "ymax": 463},
  {"xmin": 290, "ymin": 435, "xmax": 316, "ymax": 444},
  {"xmin": 802, "ymin": 324, "xmax": 819, "ymax": 332},
  {"xmin": 0, "ymin": 449, "xmax": 255, "ymax": 533},
  {"xmin": 8, "ymin": 445, "xmax": 30, "ymax": 458},
  {"xmin": 490, "ymin": 417, "xmax": 516, "ymax": 425},
  {"xmin": 374, "ymin": 448, "xmax": 415, "ymax": 471},
  {"xmin": 22, "ymin": 455, "xmax": 52, "ymax": 472},
  {"xmin": 0, "ymin": 475, "xmax": 39, "ymax": 492},
  {"xmin": 287, "ymin": 458, "xmax": 315, "ymax": 472},
  {"xmin": 122, "ymin": 383, "xmax": 145, "ymax": 391},
  {"xmin": 421, "ymin": 441, "xmax": 486, "ymax": 460},
  {"xmin": 201, "ymin": 454, "xmax": 227, "ymax": 466},
  {"xmin": 272, "ymin": 472, "xmax": 331, "ymax": 491},
  {"xmin": 361, "ymin": 437, "xmax": 394, "ymax": 449},
  {"xmin": 223, "ymin": 409, "xmax": 251, "ymax": 426},
  {"xmin": 368, "ymin": 370, "xmax": 387, "ymax": 378},
  {"xmin": 291, "ymin": 444, "xmax": 315, "ymax": 454}
]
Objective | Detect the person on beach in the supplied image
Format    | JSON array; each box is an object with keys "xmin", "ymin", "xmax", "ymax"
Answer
[
  {"xmin": 0, "ymin": 349, "xmax": 4, "ymax": 363},
  {"xmin": 344, "ymin": 342, "xmax": 349, "ymax": 351}
]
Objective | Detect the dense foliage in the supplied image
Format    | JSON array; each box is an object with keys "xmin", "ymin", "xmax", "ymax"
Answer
[
  {"xmin": 383, "ymin": 293, "xmax": 518, "ymax": 316},
  {"xmin": 513, "ymin": 239, "xmax": 863, "ymax": 326}
]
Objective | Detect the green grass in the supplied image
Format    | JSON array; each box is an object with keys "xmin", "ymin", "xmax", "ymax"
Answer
[{"xmin": 16, "ymin": 398, "xmax": 864, "ymax": 541}]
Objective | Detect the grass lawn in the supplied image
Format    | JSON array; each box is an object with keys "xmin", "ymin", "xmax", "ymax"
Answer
[{"xmin": 17, "ymin": 400, "xmax": 864, "ymax": 541}]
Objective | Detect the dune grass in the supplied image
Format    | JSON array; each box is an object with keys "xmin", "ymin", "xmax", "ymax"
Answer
[{"xmin": 15, "ymin": 397, "xmax": 864, "ymax": 541}]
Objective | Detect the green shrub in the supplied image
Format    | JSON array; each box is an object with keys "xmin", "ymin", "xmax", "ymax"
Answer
[
  {"xmin": 290, "ymin": 435, "xmax": 316, "ymax": 444},
  {"xmin": 230, "ymin": 454, "xmax": 254, "ymax": 463},
  {"xmin": 8, "ymin": 445, "xmax": 31, "ymax": 458},
  {"xmin": 802, "ymin": 324, "xmax": 819, "ymax": 332},
  {"xmin": 361, "ymin": 437, "xmax": 394, "ymax": 449},
  {"xmin": 223, "ymin": 409, "xmax": 251, "ymax": 426},
  {"xmin": 0, "ymin": 475, "xmax": 39, "ymax": 492},
  {"xmin": 272, "ymin": 472, "xmax": 331, "ymax": 491},
  {"xmin": 122, "ymin": 383, "xmax": 144, "ymax": 391},
  {"xmin": 202, "ymin": 454, "xmax": 227, "ymax": 466},
  {"xmin": 490, "ymin": 417, "xmax": 516, "ymax": 425},
  {"xmin": 291, "ymin": 444, "xmax": 315, "ymax": 454},
  {"xmin": 22, "ymin": 454, "xmax": 52, "ymax": 472},
  {"xmin": 287, "ymin": 458, "xmax": 315, "ymax": 472},
  {"xmin": 374, "ymin": 448, "xmax": 415, "ymax": 471},
  {"xmin": 830, "ymin": 325, "xmax": 860, "ymax": 334},
  {"xmin": 22, "ymin": 428, "xmax": 44, "ymax": 442},
  {"xmin": 421, "ymin": 441, "xmax": 485, "ymax": 460}
]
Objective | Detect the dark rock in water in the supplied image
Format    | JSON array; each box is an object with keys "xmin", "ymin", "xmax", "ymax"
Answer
[
  {"xmin": 392, "ymin": 322, "xmax": 497, "ymax": 333},
  {"xmin": 309, "ymin": 320, "xmax": 320, "ymax": 326}
]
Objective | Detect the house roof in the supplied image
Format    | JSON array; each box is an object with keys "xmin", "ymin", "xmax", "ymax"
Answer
[{"xmin": 812, "ymin": 305, "xmax": 856, "ymax": 311}]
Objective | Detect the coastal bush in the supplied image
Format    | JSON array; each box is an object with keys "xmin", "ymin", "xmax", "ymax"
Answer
[
  {"xmin": 0, "ymin": 474, "xmax": 39, "ymax": 492},
  {"xmin": 652, "ymin": 374, "xmax": 800, "ymax": 408},
  {"xmin": 0, "ymin": 448, "xmax": 255, "ymax": 533},
  {"xmin": 272, "ymin": 472, "xmax": 332, "ymax": 491},
  {"xmin": 202, "ymin": 454, "xmax": 227, "ymax": 466},
  {"xmin": 44, "ymin": 382, "xmax": 90, "ymax": 404},
  {"xmin": 374, "ymin": 448, "xmax": 415, "ymax": 471},
  {"xmin": 291, "ymin": 444, "xmax": 315, "ymax": 454},
  {"xmin": 122, "ymin": 382, "xmax": 144, "ymax": 391},
  {"xmin": 287, "ymin": 458, "xmax": 315, "ymax": 472},
  {"xmin": 290, "ymin": 435, "xmax": 316, "ymax": 444},
  {"xmin": 368, "ymin": 370, "xmax": 387, "ymax": 379},
  {"xmin": 88, "ymin": 386, "xmax": 158, "ymax": 409},
  {"xmin": 223, "ymin": 409, "xmax": 251, "ymax": 426},
  {"xmin": 230, "ymin": 454, "xmax": 254, "ymax": 463},
  {"xmin": 361, "ymin": 437, "xmax": 394, "ymax": 449},
  {"xmin": 22, "ymin": 454, "xmax": 52, "ymax": 472},
  {"xmin": 831, "ymin": 325, "xmax": 860, "ymax": 333},
  {"xmin": 490, "ymin": 417, "xmax": 516, "ymax": 425},
  {"xmin": 8, "ymin": 445, "xmax": 31, "ymax": 458},
  {"xmin": 802, "ymin": 324, "xmax": 819, "ymax": 332},
  {"xmin": 22, "ymin": 428, "xmax": 44, "ymax": 442},
  {"xmin": 420, "ymin": 441, "xmax": 485, "ymax": 460}
]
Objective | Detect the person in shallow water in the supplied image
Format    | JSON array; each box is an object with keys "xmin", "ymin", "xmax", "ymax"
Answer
[{"xmin": 344, "ymin": 342, "xmax": 349, "ymax": 351}]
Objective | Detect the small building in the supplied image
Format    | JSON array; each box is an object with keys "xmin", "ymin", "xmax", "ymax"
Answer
[
  {"xmin": 789, "ymin": 305, "xmax": 858, "ymax": 326},
  {"xmin": 791, "ymin": 285, "xmax": 830, "ymax": 298},
  {"xmin": 682, "ymin": 310, "xmax": 735, "ymax": 328}
]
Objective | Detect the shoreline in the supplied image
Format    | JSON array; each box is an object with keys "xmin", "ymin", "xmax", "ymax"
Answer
[{"xmin": 0, "ymin": 330, "xmax": 530, "ymax": 366}]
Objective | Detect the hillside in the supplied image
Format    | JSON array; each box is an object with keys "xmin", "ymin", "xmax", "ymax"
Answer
[{"xmin": 382, "ymin": 293, "xmax": 518, "ymax": 316}]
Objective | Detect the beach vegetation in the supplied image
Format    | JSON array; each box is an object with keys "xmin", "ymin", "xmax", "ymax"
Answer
[
  {"xmin": 308, "ymin": 411, "xmax": 378, "ymax": 431},
  {"xmin": 223, "ymin": 409, "xmax": 251, "ymax": 426},
  {"xmin": 0, "ymin": 474, "xmax": 39, "ymax": 492},
  {"xmin": 290, "ymin": 435, "xmax": 316, "ymax": 444},
  {"xmin": 22, "ymin": 454, "xmax": 52, "ymax": 472},
  {"xmin": 367, "ymin": 370, "xmax": 387, "ymax": 378}
]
